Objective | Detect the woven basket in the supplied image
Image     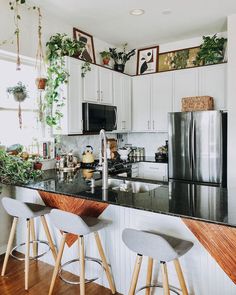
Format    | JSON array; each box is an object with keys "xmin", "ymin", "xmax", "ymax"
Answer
[{"xmin": 181, "ymin": 96, "xmax": 214, "ymax": 112}]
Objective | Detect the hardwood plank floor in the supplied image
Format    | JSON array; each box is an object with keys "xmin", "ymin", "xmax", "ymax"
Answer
[{"xmin": 0, "ymin": 255, "xmax": 121, "ymax": 294}]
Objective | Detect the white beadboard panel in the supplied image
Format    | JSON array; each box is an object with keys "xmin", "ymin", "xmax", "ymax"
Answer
[{"xmin": 11, "ymin": 187, "xmax": 236, "ymax": 295}]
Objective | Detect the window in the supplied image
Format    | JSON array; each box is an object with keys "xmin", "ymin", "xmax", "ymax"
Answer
[{"xmin": 0, "ymin": 53, "xmax": 44, "ymax": 150}]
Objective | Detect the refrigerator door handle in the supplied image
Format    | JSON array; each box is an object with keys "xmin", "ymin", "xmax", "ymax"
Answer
[
  {"xmin": 189, "ymin": 121, "xmax": 192, "ymax": 170},
  {"xmin": 192, "ymin": 120, "xmax": 195, "ymax": 170}
]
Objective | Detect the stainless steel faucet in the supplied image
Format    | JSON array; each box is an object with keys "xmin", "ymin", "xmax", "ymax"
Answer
[{"xmin": 99, "ymin": 129, "xmax": 108, "ymax": 190}]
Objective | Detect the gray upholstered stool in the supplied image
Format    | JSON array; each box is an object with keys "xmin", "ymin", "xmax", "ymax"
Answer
[
  {"xmin": 122, "ymin": 228, "xmax": 193, "ymax": 295},
  {"xmin": 48, "ymin": 209, "xmax": 116, "ymax": 295},
  {"xmin": 1, "ymin": 197, "xmax": 57, "ymax": 290}
]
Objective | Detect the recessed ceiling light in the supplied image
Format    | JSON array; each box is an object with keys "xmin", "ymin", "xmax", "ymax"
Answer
[
  {"xmin": 130, "ymin": 9, "xmax": 145, "ymax": 16},
  {"xmin": 162, "ymin": 9, "xmax": 172, "ymax": 15}
]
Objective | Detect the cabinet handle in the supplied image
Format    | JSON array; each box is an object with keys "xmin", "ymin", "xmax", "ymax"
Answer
[
  {"xmin": 124, "ymin": 121, "xmax": 126, "ymax": 130},
  {"xmin": 97, "ymin": 90, "xmax": 100, "ymax": 101},
  {"xmin": 148, "ymin": 121, "xmax": 150, "ymax": 130},
  {"xmin": 153, "ymin": 120, "xmax": 155, "ymax": 130},
  {"xmin": 100, "ymin": 90, "xmax": 103, "ymax": 101}
]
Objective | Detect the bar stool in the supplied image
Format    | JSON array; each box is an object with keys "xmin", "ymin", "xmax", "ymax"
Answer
[
  {"xmin": 48, "ymin": 209, "xmax": 116, "ymax": 295},
  {"xmin": 1, "ymin": 197, "xmax": 57, "ymax": 290},
  {"xmin": 122, "ymin": 228, "xmax": 193, "ymax": 295}
]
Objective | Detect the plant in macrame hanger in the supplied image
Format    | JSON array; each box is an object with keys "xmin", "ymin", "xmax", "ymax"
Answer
[
  {"xmin": 35, "ymin": 7, "xmax": 47, "ymax": 122},
  {"xmin": 7, "ymin": 82, "xmax": 28, "ymax": 129},
  {"xmin": 9, "ymin": 1, "xmax": 37, "ymax": 70}
]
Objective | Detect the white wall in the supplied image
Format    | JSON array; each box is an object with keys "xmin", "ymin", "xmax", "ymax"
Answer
[
  {"xmin": 0, "ymin": 0, "xmax": 116, "ymax": 68},
  {"xmin": 227, "ymin": 14, "xmax": 236, "ymax": 189}
]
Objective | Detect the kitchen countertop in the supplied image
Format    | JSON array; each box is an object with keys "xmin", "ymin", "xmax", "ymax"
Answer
[{"xmin": 5, "ymin": 168, "xmax": 235, "ymax": 228}]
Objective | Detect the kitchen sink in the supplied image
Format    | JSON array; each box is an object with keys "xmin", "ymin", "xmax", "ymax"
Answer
[{"xmin": 95, "ymin": 178, "xmax": 159, "ymax": 193}]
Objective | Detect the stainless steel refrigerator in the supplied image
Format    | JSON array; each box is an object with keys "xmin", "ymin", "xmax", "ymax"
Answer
[{"xmin": 168, "ymin": 111, "xmax": 227, "ymax": 187}]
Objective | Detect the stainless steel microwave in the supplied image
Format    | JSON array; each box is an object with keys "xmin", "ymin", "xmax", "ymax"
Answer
[{"xmin": 82, "ymin": 103, "xmax": 117, "ymax": 132}]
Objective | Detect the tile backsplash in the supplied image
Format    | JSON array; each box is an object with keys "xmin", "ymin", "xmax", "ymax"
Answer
[{"xmin": 59, "ymin": 132, "xmax": 168, "ymax": 160}]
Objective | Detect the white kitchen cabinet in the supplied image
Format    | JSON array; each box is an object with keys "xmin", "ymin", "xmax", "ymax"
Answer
[
  {"xmin": 152, "ymin": 72, "xmax": 173, "ymax": 132},
  {"xmin": 199, "ymin": 63, "xmax": 227, "ymax": 110},
  {"xmin": 83, "ymin": 64, "xmax": 113, "ymax": 104},
  {"xmin": 173, "ymin": 68, "xmax": 199, "ymax": 111},
  {"xmin": 134, "ymin": 162, "xmax": 168, "ymax": 181},
  {"xmin": 113, "ymin": 72, "xmax": 131, "ymax": 132},
  {"xmin": 54, "ymin": 57, "xmax": 83, "ymax": 135},
  {"xmin": 132, "ymin": 75, "xmax": 151, "ymax": 131}
]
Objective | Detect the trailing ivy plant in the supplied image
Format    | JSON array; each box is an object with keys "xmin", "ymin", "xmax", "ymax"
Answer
[
  {"xmin": 194, "ymin": 34, "xmax": 227, "ymax": 66},
  {"xmin": 0, "ymin": 150, "xmax": 42, "ymax": 185},
  {"xmin": 45, "ymin": 33, "xmax": 86, "ymax": 128}
]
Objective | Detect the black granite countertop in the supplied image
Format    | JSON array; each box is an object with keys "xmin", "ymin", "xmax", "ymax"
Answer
[{"xmin": 4, "ymin": 168, "xmax": 235, "ymax": 228}]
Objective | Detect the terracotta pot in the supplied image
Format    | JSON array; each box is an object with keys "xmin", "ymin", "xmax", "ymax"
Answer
[
  {"xmin": 36, "ymin": 78, "xmax": 47, "ymax": 90},
  {"xmin": 34, "ymin": 162, "xmax": 43, "ymax": 170},
  {"xmin": 114, "ymin": 63, "xmax": 125, "ymax": 73},
  {"xmin": 13, "ymin": 92, "xmax": 27, "ymax": 102},
  {"xmin": 103, "ymin": 58, "xmax": 110, "ymax": 65}
]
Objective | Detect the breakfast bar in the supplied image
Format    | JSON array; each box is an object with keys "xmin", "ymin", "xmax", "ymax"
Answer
[{"xmin": 1, "ymin": 169, "xmax": 235, "ymax": 294}]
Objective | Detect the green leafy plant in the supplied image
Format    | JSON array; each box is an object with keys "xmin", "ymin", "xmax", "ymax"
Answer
[
  {"xmin": 0, "ymin": 150, "xmax": 42, "ymax": 185},
  {"xmin": 194, "ymin": 34, "xmax": 227, "ymax": 66},
  {"xmin": 109, "ymin": 43, "xmax": 135, "ymax": 65},
  {"xmin": 7, "ymin": 81, "xmax": 28, "ymax": 97},
  {"xmin": 81, "ymin": 61, "xmax": 91, "ymax": 78},
  {"xmin": 100, "ymin": 51, "xmax": 111, "ymax": 59},
  {"xmin": 45, "ymin": 33, "xmax": 86, "ymax": 128},
  {"xmin": 171, "ymin": 49, "xmax": 189, "ymax": 69}
]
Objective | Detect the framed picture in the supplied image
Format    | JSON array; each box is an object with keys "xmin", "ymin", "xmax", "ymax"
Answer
[
  {"xmin": 158, "ymin": 46, "xmax": 200, "ymax": 72},
  {"xmin": 73, "ymin": 27, "xmax": 96, "ymax": 64},
  {"xmin": 136, "ymin": 46, "xmax": 159, "ymax": 75}
]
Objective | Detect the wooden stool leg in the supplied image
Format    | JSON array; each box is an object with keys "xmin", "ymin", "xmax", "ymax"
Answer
[
  {"xmin": 40, "ymin": 215, "xmax": 57, "ymax": 262},
  {"xmin": 79, "ymin": 236, "xmax": 85, "ymax": 295},
  {"xmin": 25, "ymin": 219, "xmax": 30, "ymax": 290},
  {"xmin": 161, "ymin": 262, "xmax": 170, "ymax": 295},
  {"xmin": 30, "ymin": 218, "xmax": 37, "ymax": 258},
  {"xmin": 174, "ymin": 259, "xmax": 188, "ymax": 295},
  {"xmin": 49, "ymin": 233, "xmax": 67, "ymax": 295},
  {"xmin": 1, "ymin": 217, "xmax": 18, "ymax": 276},
  {"xmin": 129, "ymin": 254, "xmax": 143, "ymax": 295},
  {"xmin": 145, "ymin": 257, "xmax": 153, "ymax": 295},
  {"xmin": 94, "ymin": 231, "xmax": 116, "ymax": 294}
]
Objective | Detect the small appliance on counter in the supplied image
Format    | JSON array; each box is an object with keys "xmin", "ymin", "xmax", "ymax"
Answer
[
  {"xmin": 155, "ymin": 141, "xmax": 168, "ymax": 163},
  {"xmin": 56, "ymin": 151, "xmax": 80, "ymax": 172},
  {"xmin": 81, "ymin": 145, "xmax": 95, "ymax": 168}
]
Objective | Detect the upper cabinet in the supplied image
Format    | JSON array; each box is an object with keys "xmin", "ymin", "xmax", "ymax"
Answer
[
  {"xmin": 132, "ymin": 75, "xmax": 151, "ymax": 132},
  {"xmin": 83, "ymin": 65, "xmax": 113, "ymax": 104},
  {"xmin": 173, "ymin": 68, "xmax": 199, "ymax": 111},
  {"xmin": 113, "ymin": 72, "xmax": 131, "ymax": 132},
  {"xmin": 173, "ymin": 64, "xmax": 227, "ymax": 112},
  {"xmin": 152, "ymin": 72, "xmax": 173, "ymax": 132},
  {"xmin": 199, "ymin": 63, "xmax": 227, "ymax": 110},
  {"xmin": 54, "ymin": 57, "xmax": 83, "ymax": 135}
]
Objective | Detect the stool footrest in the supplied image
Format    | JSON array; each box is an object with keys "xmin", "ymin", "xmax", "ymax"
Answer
[
  {"xmin": 136, "ymin": 283, "xmax": 181, "ymax": 295},
  {"xmin": 59, "ymin": 256, "xmax": 106, "ymax": 285},
  {"xmin": 10, "ymin": 240, "xmax": 51, "ymax": 261}
]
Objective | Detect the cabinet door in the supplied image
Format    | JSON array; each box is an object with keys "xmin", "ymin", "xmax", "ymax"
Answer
[
  {"xmin": 199, "ymin": 64, "xmax": 226, "ymax": 110},
  {"xmin": 132, "ymin": 75, "xmax": 151, "ymax": 131},
  {"xmin": 173, "ymin": 68, "xmax": 199, "ymax": 111},
  {"xmin": 122, "ymin": 76, "xmax": 131, "ymax": 131},
  {"xmin": 83, "ymin": 63, "xmax": 99, "ymax": 102},
  {"xmin": 152, "ymin": 72, "xmax": 173, "ymax": 132},
  {"xmin": 67, "ymin": 58, "xmax": 83, "ymax": 134},
  {"xmin": 113, "ymin": 72, "xmax": 123, "ymax": 131},
  {"xmin": 99, "ymin": 67, "xmax": 113, "ymax": 104}
]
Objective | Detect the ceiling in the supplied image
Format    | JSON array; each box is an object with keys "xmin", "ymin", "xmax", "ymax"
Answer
[{"xmin": 33, "ymin": 0, "xmax": 236, "ymax": 48}]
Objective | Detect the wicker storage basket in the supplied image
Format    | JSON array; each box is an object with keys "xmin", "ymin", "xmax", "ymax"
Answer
[{"xmin": 181, "ymin": 96, "xmax": 214, "ymax": 112}]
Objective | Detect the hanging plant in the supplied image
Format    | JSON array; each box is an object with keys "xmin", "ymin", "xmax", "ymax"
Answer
[
  {"xmin": 7, "ymin": 81, "xmax": 28, "ymax": 129},
  {"xmin": 194, "ymin": 34, "xmax": 227, "ymax": 66},
  {"xmin": 44, "ymin": 33, "xmax": 85, "ymax": 128},
  {"xmin": 8, "ymin": 1, "xmax": 37, "ymax": 70},
  {"xmin": 81, "ymin": 61, "xmax": 91, "ymax": 78}
]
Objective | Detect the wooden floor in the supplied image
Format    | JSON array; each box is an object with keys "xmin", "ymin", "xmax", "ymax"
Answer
[{"xmin": 0, "ymin": 255, "xmax": 121, "ymax": 295}]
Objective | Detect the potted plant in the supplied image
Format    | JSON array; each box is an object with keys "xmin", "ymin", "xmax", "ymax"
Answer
[
  {"xmin": 7, "ymin": 82, "xmax": 28, "ymax": 128},
  {"xmin": 45, "ymin": 33, "xmax": 86, "ymax": 128},
  {"xmin": 194, "ymin": 34, "xmax": 227, "ymax": 66},
  {"xmin": 100, "ymin": 51, "xmax": 111, "ymax": 65},
  {"xmin": 109, "ymin": 43, "xmax": 135, "ymax": 73},
  {"xmin": 7, "ymin": 81, "xmax": 28, "ymax": 102}
]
